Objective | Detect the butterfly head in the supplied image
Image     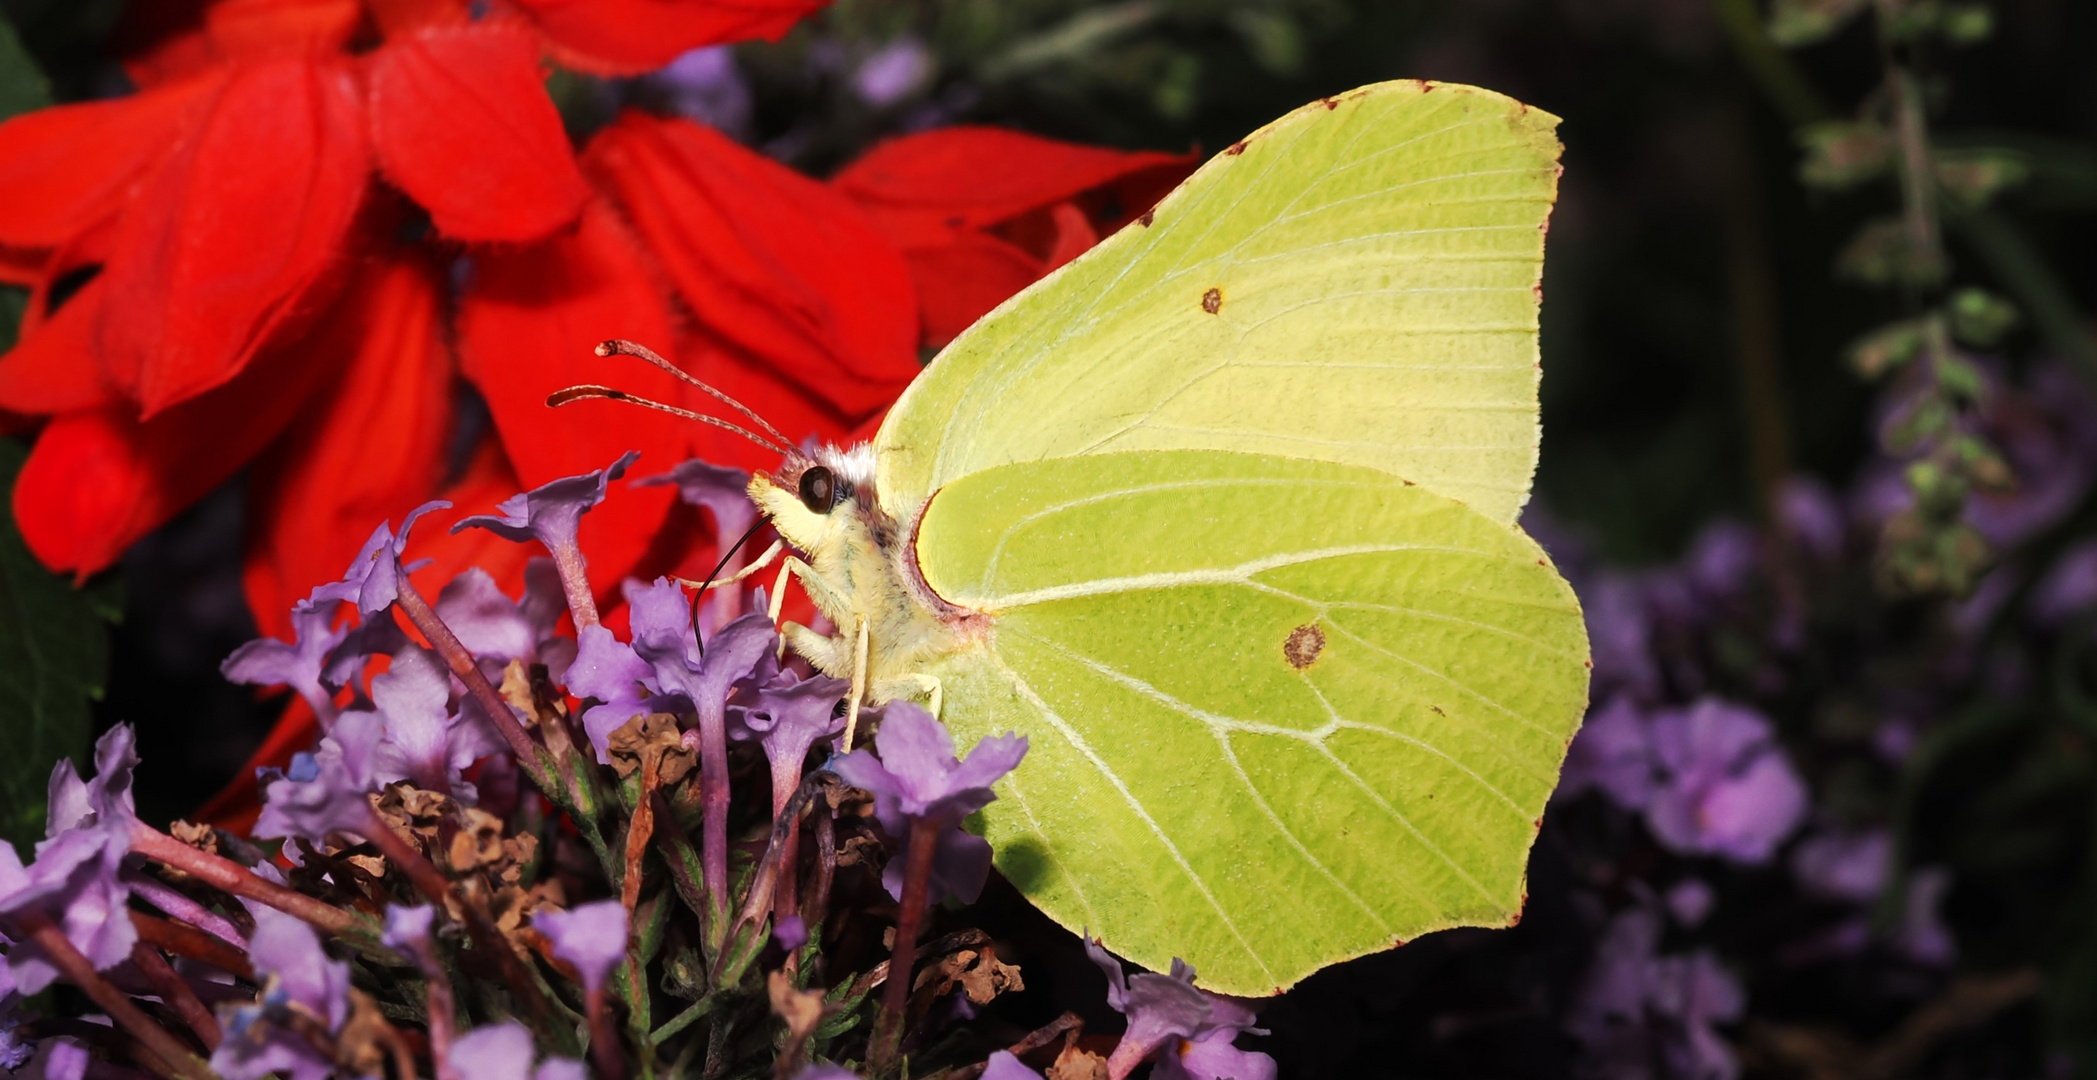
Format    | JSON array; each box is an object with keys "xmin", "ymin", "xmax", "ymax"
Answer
[{"xmin": 749, "ymin": 443, "xmax": 889, "ymax": 559}]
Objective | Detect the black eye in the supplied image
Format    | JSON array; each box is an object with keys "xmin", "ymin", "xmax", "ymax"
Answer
[{"xmin": 798, "ymin": 466, "xmax": 836, "ymax": 513}]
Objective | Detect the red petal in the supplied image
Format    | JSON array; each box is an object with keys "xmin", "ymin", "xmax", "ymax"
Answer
[
  {"xmin": 903, "ymin": 232, "xmax": 1042, "ymax": 348},
  {"xmin": 0, "ymin": 73, "xmax": 224, "ymax": 250},
  {"xmin": 512, "ymin": 0, "xmax": 824, "ymax": 75},
  {"xmin": 832, "ymin": 125, "xmax": 1195, "ymax": 231},
  {"xmin": 0, "ymin": 276, "xmax": 120, "ymax": 415},
  {"xmin": 456, "ymin": 196, "xmax": 685, "ymax": 596},
  {"xmin": 97, "ymin": 58, "xmax": 370, "ymax": 416},
  {"xmin": 12, "ymin": 327, "xmax": 340, "ymax": 581},
  {"xmin": 205, "ymin": 0, "xmax": 366, "ymax": 59},
  {"xmin": 676, "ymin": 335, "xmax": 853, "ymax": 469},
  {"xmin": 1040, "ymin": 201, "xmax": 1100, "ymax": 273},
  {"xmin": 585, "ymin": 112, "xmax": 919, "ymax": 420},
  {"xmin": 242, "ymin": 252, "xmax": 453, "ymax": 639},
  {"xmin": 368, "ymin": 22, "xmax": 587, "ymax": 243}
]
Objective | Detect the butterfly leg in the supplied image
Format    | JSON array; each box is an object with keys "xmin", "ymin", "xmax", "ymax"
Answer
[
  {"xmin": 673, "ymin": 539, "xmax": 785, "ymax": 592},
  {"xmin": 767, "ymin": 555, "xmax": 857, "ymax": 659},
  {"xmin": 842, "ymin": 615, "xmax": 870, "ymax": 751},
  {"xmin": 871, "ymin": 673, "xmax": 943, "ymax": 719}
]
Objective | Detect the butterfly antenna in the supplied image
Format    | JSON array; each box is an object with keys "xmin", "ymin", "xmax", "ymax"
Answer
[
  {"xmin": 596, "ymin": 339, "xmax": 799, "ymax": 454},
  {"xmin": 689, "ymin": 515, "xmax": 771, "ymax": 657},
  {"xmin": 547, "ymin": 385, "xmax": 792, "ymax": 457}
]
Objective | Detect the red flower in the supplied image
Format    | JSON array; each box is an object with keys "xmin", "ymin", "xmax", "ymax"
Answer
[{"xmin": 833, "ymin": 126, "xmax": 1196, "ymax": 347}]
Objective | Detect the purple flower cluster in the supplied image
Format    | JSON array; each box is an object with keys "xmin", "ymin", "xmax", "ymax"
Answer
[
  {"xmin": 0, "ymin": 725, "xmax": 140, "ymax": 995},
  {"xmin": 1564, "ymin": 697, "xmax": 1807, "ymax": 863},
  {"xmin": 830, "ymin": 704, "xmax": 1027, "ymax": 905},
  {"xmin": 1566, "ymin": 908, "xmax": 1743, "ymax": 1080}
]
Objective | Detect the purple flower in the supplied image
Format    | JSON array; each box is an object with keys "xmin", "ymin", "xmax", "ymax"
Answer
[
  {"xmin": 2031, "ymin": 538, "xmax": 2097, "ymax": 624},
  {"xmin": 253, "ymin": 710, "xmax": 386, "ymax": 845},
  {"xmin": 1644, "ymin": 699, "xmax": 1807, "ymax": 864},
  {"xmin": 829, "ymin": 704, "xmax": 1026, "ymax": 905},
  {"xmin": 1085, "ymin": 938, "xmax": 1274, "ymax": 1080},
  {"xmin": 1898, "ymin": 867, "xmax": 1956, "ymax": 966},
  {"xmin": 449, "ymin": 1021, "xmax": 586, "ymax": 1080},
  {"xmin": 1791, "ymin": 830, "xmax": 1890, "ymax": 903},
  {"xmin": 453, "ymin": 452, "xmax": 637, "ymax": 627},
  {"xmin": 1666, "ymin": 878, "xmax": 1717, "ymax": 928},
  {"xmin": 652, "ymin": 45, "xmax": 753, "ymax": 138},
  {"xmin": 0, "ymin": 993, "xmax": 36, "ymax": 1071},
  {"xmin": 980, "ymin": 1052, "xmax": 1044, "ymax": 1080},
  {"xmin": 16, "ymin": 1037, "xmax": 86, "ymax": 1080},
  {"xmin": 437, "ymin": 565, "xmax": 577, "ymax": 681},
  {"xmin": 791, "ymin": 1067, "xmax": 864, "ymax": 1080},
  {"xmin": 1567, "ymin": 908, "xmax": 1743, "ymax": 1080},
  {"xmin": 854, "ymin": 37, "xmax": 934, "ymax": 107},
  {"xmin": 569, "ymin": 625, "xmax": 658, "ymax": 763},
  {"xmin": 212, "ymin": 907, "xmax": 350, "ymax": 1080},
  {"xmin": 534, "ymin": 900, "xmax": 629, "ymax": 996},
  {"xmin": 367, "ymin": 645, "xmax": 500, "ymax": 798},
  {"xmin": 1775, "ymin": 477, "xmax": 1845, "ymax": 560},
  {"xmin": 1585, "ymin": 574, "xmax": 1659, "ymax": 700},
  {"xmin": 1686, "ymin": 522, "xmax": 1760, "ymax": 600},
  {"xmin": 222, "ymin": 598, "xmax": 347, "ymax": 724},
  {"xmin": 1561, "ymin": 697, "xmax": 1652, "ymax": 811},
  {"xmin": 0, "ymin": 726, "xmax": 139, "ymax": 994},
  {"xmin": 381, "ymin": 904, "xmax": 438, "ymax": 967},
  {"xmin": 773, "ymin": 914, "xmax": 809, "ymax": 952},
  {"xmin": 730, "ymin": 671, "xmax": 849, "ymax": 811},
  {"xmin": 634, "ymin": 458, "xmax": 756, "ymax": 546},
  {"xmin": 315, "ymin": 501, "xmax": 450, "ymax": 616},
  {"xmin": 452, "ymin": 451, "xmax": 638, "ymax": 551}
]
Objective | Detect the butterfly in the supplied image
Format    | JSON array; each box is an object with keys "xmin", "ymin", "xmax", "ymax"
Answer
[{"xmin": 566, "ymin": 81, "xmax": 1590, "ymax": 996}]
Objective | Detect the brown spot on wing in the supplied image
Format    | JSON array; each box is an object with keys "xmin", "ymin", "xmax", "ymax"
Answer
[
  {"xmin": 1201, "ymin": 287, "xmax": 1222, "ymax": 314},
  {"xmin": 1225, "ymin": 141, "xmax": 1247, "ymax": 156},
  {"xmin": 1283, "ymin": 624, "xmax": 1325, "ymax": 669},
  {"xmin": 1138, "ymin": 209, "xmax": 1155, "ymax": 227}
]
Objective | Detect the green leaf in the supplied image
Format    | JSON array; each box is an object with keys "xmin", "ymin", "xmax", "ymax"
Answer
[
  {"xmin": 1767, "ymin": 0, "xmax": 1870, "ymax": 47},
  {"xmin": 0, "ymin": 14, "xmax": 52, "ymax": 121},
  {"xmin": 920, "ymin": 450, "xmax": 1590, "ymax": 994},
  {"xmin": 1796, "ymin": 120, "xmax": 1891, "ymax": 190},
  {"xmin": 0, "ymin": 440, "xmax": 113, "ymax": 848}
]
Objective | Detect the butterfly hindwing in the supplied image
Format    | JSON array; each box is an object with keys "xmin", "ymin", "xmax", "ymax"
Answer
[
  {"xmin": 914, "ymin": 449, "xmax": 1590, "ymax": 994},
  {"xmin": 875, "ymin": 81, "xmax": 1563, "ymax": 528}
]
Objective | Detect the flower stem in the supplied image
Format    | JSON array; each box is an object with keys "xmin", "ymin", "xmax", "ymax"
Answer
[
  {"xmin": 584, "ymin": 985, "xmax": 623, "ymax": 1080},
  {"xmin": 697, "ymin": 701, "xmax": 732, "ymax": 929},
  {"xmin": 129, "ymin": 825, "xmax": 358, "ymax": 938},
  {"xmin": 392, "ymin": 576, "xmax": 557, "ymax": 791},
  {"xmin": 550, "ymin": 542, "xmax": 601, "ymax": 629},
  {"xmin": 123, "ymin": 870, "xmax": 247, "ymax": 949},
  {"xmin": 19, "ymin": 913, "xmax": 222, "ymax": 1080},
  {"xmin": 128, "ymin": 942, "xmax": 221, "ymax": 1051},
  {"xmin": 623, "ymin": 755, "xmax": 662, "ymax": 916},
  {"xmin": 869, "ymin": 816, "xmax": 940, "ymax": 1074},
  {"xmin": 129, "ymin": 912, "xmax": 253, "ymax": 980}
]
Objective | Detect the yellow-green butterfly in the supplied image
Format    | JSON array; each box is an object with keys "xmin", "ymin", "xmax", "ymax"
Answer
[{"xmin": 600, "ymin": 81, "xmax": 1589, "ymax": 996}]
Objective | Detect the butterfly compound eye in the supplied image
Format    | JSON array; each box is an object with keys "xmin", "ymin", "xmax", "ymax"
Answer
[{"xmin": 798, "ymin": 466, "xmax": 837, "ymax": 513}]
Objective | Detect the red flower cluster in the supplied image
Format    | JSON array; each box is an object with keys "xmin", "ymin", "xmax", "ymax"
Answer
[{"xmin": 0, "ymin": 0, "xmax": 1191, "ymax": 802}]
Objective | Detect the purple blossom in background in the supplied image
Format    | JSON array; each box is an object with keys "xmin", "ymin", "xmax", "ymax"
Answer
[
  {"xmin": 1686, "ymin": 522, "xmax": 1759, "ymax": 600},
  {"xmin": 854, "ymin": 37, "xmax": 934, "ymax": 107},
  {"xmin": 1561, "ymin": 696, "xmax": 1652, "ymax": 810},
  {"xmin": 1775, "ymin": 477, "xmax": 1845, "ymax": 560},
  {"xmin": 792, "ymin": 1066, "xmax": 864, "ymax": 1080},
  {"xmin": 0, "ymin": 726, "xmax": 139, "ymax": 994},
  {"xmin": 1585, "ymin": 574, "xmax": 1660, "ymax": 701},
  {"xmin": 1666, "ymin": 878, "xmax": 1716, "ymax": 929},
  {"xmin": 212, "ymin": 907, "xmax": 350, "ymax": 1080},
  {"xmin": 1898, "ymin": 868, "xmax": 1957, "ymax": 966},
  {"xmin": 0, "ymin": 989, "xmax": 35, "ymax": 1071},
  {"xmin": 773, "ymin": 914, "xmax": 809, "ymax": 952},
  {"xmin": 253, "ymin": 710, "xmax": 386, "ymax": 845},
  {"xmin": 829, "ymin": 704, "xmax": 1026, "ymax": 905},
  {"xmin": 2031, "ymin": 538, "xmax": 2097, "ymax": 624},
  {"xmin": 454, "ymin": 451, "xmax": 637, "ymax": 625},
  {"xmin": 1645, "ymin": 699, "xmax": 1807, "ymax": 864},
  {"xmin": 1567, "ymin": 908, "xmax": 1743, "ymax": 1080},
  {"xmin": 451, "ymin": 1020, "xmax": 587, "ymax": 1080},
  {"xmin": 1791, "ymin": 830, "xmax": 1890, "ymax": 903},
  {"xmin": 315, "ymin": 500, "xmax": 449, "ymax": 616},
  {"xmin": 535, "ymin": 900, "xmax": 629, "ymax": 996},
  {"xmin": 381, "ymin": 904, "xmax": 438, "ymax": 965},
  {"xmin": 1084, "ymin": 938, "xmax": 1275, "ymax": 1080},
  {"xmin": 221, "ymin": 597, "xmax": 347, "ymax": 725},
  {"xmin": 652, "ymin": 45, "xmax": 753, "ymax": 139},
  {"xmin": 1968, "ymin": 364, "xmax": 2097, "ymax": 547}
]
